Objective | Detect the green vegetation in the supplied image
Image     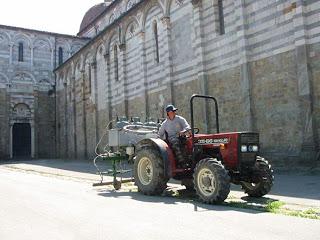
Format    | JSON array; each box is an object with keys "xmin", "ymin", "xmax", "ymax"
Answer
[
  {"xmin": 225, "ymin": 199, "xmax": 320, "ymax": 220},
  {"xmin": 265, "ymin": 200, "xmax": 285, "ymax": 213}
]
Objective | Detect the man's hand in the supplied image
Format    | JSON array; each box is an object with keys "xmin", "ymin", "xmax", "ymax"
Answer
[{"xmin": 179, "ymin": 129, "xmax": 192, "ymax": 138}]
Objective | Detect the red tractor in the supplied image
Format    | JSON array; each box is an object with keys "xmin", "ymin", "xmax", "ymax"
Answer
[{"xmin": 133, "ymin": 94, "xmax": 274, "ymax": 203}]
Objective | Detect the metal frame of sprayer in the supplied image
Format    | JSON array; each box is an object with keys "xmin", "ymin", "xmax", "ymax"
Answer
[{"xmin": 93, "ymin": 116, "xmax": 163, "ymax": 189}]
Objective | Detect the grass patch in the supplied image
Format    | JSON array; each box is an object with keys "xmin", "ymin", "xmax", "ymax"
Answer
[
  {"xmin": 226, "ymin": 199, "xmax": 320, "ymax": 220},
  {"xmin": 265, "ymin": 200, "xmax": 285, "ymax": 213},
  {"xmin": 273, "ymin": 207, "xmax": 320, "ymax": 220}
]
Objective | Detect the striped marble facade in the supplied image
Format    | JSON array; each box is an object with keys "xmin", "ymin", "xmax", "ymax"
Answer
[{"xmin": 55, "ymin": 0, "xmax": 320, "ymax": 167}]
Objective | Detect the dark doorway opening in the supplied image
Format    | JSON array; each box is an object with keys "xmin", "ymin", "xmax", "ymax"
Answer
[{"xmin": 13, "ymin": 123, "xmax": 31, "ymax": 158}]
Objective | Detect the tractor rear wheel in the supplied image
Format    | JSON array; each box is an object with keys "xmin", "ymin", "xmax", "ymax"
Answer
[
  {"xmin": 134, "ymin": 148, "xmax": 168, "ymax": 195},
  {"xmin": 240, "ymin": 156, "xmax": 274, "ymax": 197},
  {"xmin": 193, "ymin": 158, "xmax": 230, "ymax": 204}
]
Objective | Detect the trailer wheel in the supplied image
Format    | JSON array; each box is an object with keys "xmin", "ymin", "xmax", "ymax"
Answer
[
  {"xmin": 134, "ymin": 148, "xmax": 168, "ymax": 195},
  {"xmin": 241, "ymin": 156, "xmax": 274, "ymax": 197},
  {"xmin": 193, "ymin": 158, "xmax": 230, "ymax": 204}
]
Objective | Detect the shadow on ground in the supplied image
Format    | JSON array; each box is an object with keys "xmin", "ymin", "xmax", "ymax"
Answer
[{"xmin": 95, "ymin": 185, "xmax": 281, "ymax": 214}]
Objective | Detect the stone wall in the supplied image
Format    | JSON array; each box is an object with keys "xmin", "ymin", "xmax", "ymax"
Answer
[
  {"xmin": 36, "ymin": 91, "xmax": 56, "ymax": 158},
  {"xmin": 309, "ymin": 42, "xmax": 320, "ymax": 167},
  {"xmin": 0, "ymin": 25, "xmax": 88, "ymax": 160},
  {"xmin": 55, "ymin": 0, "xmax": 320, "ymax": 168},
  {"xmin": 0, "ymin": 89, "xmax": 9, "ymax": 158}
]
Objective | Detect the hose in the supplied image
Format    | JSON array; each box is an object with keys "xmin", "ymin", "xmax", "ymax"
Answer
[{"xmin": 93, "ymin": 120, "xmax": 114, "ymax": 183}]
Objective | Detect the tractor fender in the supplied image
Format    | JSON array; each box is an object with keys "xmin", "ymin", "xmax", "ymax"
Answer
[{"xmin": 135, "ymin": 138, "xmax": 175, "ymax": 178}]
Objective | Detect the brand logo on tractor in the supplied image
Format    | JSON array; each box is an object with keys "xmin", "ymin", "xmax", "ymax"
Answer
[{"xmin": 197, "ymin": 138, "xmax": 229, "ymax": 145}]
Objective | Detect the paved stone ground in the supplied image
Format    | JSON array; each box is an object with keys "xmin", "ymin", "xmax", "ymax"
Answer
[{"xmin": 1, "ymin": 159, "xmax": 319, "ymax": 213}]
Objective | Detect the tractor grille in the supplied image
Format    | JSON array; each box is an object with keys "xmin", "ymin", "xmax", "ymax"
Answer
[
  {"xmin": 240, "ymin": 133, "xmax": 259, "ymax": 144},
  {"xmin": 241, "ymin": 153, "xmax": 256, "ymax": 165},
  {"xmin": 239, "ymin": 133, "xmax": 259, "ymax": 169}
]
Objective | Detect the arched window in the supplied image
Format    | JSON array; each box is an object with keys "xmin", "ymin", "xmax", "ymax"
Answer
[
  {"xmin": 153, "ymin": 21, "xmax": 160, "ymax": 63},
  {"xmin": 18, "ymin": 42, "xmax": 24, "ymax": 62},
  {"xmin": 114, "ymin": 45, "xmax": 119, "ymax": 82},
  {"xmin": 58, "ymin": 47, "xmax": 63, "ymax": 65},
  {"xmin": 218, "ymin": 0, "xmax": 225, "ymax": 35}
]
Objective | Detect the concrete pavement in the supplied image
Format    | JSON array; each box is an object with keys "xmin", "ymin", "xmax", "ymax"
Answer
[
  {"xmin": 1, "ymin": 168, "xmax": 319, "ymax": 240},
  {"xmin": 1, "ymin": 159, "xmax": 319, "ymax": 210}
]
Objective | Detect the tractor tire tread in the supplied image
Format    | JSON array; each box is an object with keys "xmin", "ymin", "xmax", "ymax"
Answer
[
  {"xmin": 134, "ymin": 148, "xmax": 168, "ymax": 195},
  {"xmin": 193, "ymin": 158, "xmax": 230, "ymax": 204},
  {"xmin": 241, "ymin": 156, "xmax": 274, "ymax": 197}
]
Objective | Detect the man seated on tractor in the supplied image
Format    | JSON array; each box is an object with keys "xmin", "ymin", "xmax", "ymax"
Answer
[{"xmin": 158, "ymin": 104, "xmax": 192, "ymax": 168}]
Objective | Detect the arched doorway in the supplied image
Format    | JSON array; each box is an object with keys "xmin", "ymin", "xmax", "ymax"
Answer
[{"xmin": 12, "ymin": 123, "xmax": 31, "ymax": 158}]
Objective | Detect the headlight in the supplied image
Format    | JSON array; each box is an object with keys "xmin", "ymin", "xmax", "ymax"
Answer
[
  {"xmin": 248, "ymin": 145, "xmax": 258, "ymax": 152},
  {"xmin": 241, "ymin": 145, "xmax": 247, "ymax": 152},
  {"xmin": 252, "ymin": 145, "xmax": 258, "ymax": 152}
]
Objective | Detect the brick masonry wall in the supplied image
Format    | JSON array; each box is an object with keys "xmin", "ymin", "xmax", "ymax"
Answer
[{"xmin": 250, "ymin": 51, "xmax": 303, "ymax": 167}]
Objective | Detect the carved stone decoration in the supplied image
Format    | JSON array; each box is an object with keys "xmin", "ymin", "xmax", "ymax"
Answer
[
  {"xmin": 117, "ymin": 5, "xmax": 124, "ymax": 17},
  {"xmin": 104, "ymin": 51, "xmax": 110, "ymax": 65},
  {"xmin": 38, "ymin": 79, "xmax": 52, "ymax": 91},
  {"xmin": 127, "ymin": 0, "xmax": 137, "ymax": 10},
  {"xmin": 13, "ymin": 73, "xmax": 33, "ymax": 83},
  {"xmin": 0, "ymin": 74, "xmax": 7, "ymax": 83},
  {"xmin": 137, "ymin": 31, "xmax": 145, "ymax": 40},
  {"xmin": 191, "ymin": 0, "xmax": 201, "ymax": 7},
  {"xmin": 90, "ymin": 61, "xmax": 97, "ymax": 69},
  {"xmin": 129, "ymin": 24, "xmax": 136, "ymax": 38},
  {"xmin": 176, "ymin": 0, "xmax": 185, "ymax": 6},
  {"xmin": 119, "ymin": 43, "xmax": 126, "ymax": 51},
  {"xmin": 99, "ymin": 47, "xmax": 104, "ymax": 55},
  {"xmin": 0, "ymin": 34, "xmax": 6, "ymax": 43},
  {"xmin": 109, "ymin": 14, "xmax": 115, "ymax": 23},
  {"xmin": 12, "ymin": 103, "xmax": 31, "ymax": 118},
  {"xmin": 0, "ymin": 74, "xmax": 7, "ymax": 88},
  {"xmin": 39, "ymin": 79, "xmax": 50, "ymax": 85},
  {"xmin": 161, "ymin": 17, "xmax": 171, "ymax": 29},
  {"xmin": 35, "ymin": 40, "xmax": 50, "ymax": 50}
]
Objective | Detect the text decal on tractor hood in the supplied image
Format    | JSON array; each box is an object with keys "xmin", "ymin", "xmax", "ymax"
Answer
[{"xmin": 196, "ymin": 138, "xmax": 229, "ymax": 145}]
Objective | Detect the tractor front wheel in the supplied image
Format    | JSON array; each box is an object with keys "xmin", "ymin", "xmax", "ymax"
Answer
[
  {"xmin": 134, "ymin": 148, "xmax": 168, "ymax": 195},
  {"xmin": 240, "ymin": 156, "xmax": 274, "ymax": 197},
  {"xmin": 193, "ymin": 158, "xmax": 230, "ymax": 204}
]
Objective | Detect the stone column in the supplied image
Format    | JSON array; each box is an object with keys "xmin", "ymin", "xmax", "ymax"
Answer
[
  {"xmin": 160, "ymin": 17, "xmax": 174, "ymax": 104},
  {"xmin": 91, "ymin": 60, "xmax": 99, "ymax": 145},
  {"xmin": 81, "ymin": 70, "xmax": 88, "ymax": 159},
  {"xmin": 105, "ymin": 52, "xmax": 113, "ymax": 126},
  {"xmin": 31, "ymin": 121, "xmax": 35, "ymax": 158},
  {"xmin": 294, "ymin": 0, "xmax": 318, "ymax": 163},
  {"xmin": 9, "ymin": 43, "xmax": 13, "ymax": 65},
  {"xmin": 55, "ymin": 79, "xmax": 60, "ymax": 159},
  {"xmin": 235, "ymin": 0, "xmax": 254, "ymax": 131},
  {"xmin": 191, "ymin": 0, "xmax": 210, "ymax": 132},
  {"xmin": 137, "ymin": 31, "xmax": 149, "ymax": 118},
  {"xmin": 9, "ymin": 123, "xmax": 13, "ymax": 159},
  {"xmin": 30, "ymin": 46, "xmax": 34, "ymax": 67},
  {"xmin": 64, "ymin": 82, "xmax": 68, "ymax": 158},
  {"xmin": 71, "ymin": 76, "xmax": 77, "ymax": 159},
  {"xmin": 51, "ymin": 49, "xmax": 55, "ymax": 69},
  {"xmin": 119, "ymin": 43, "xmax": 128, "ymax": 117}
]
